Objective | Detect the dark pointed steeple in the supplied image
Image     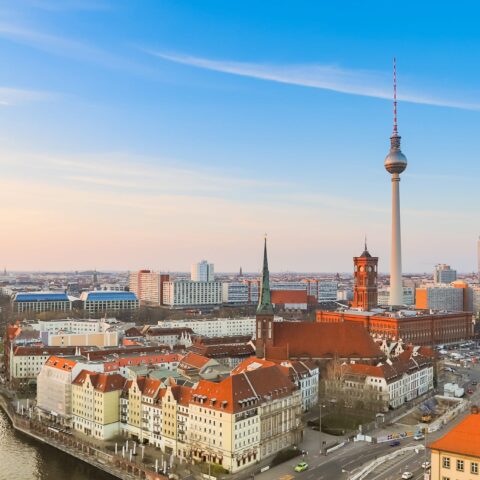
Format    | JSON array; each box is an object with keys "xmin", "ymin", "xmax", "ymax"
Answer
[{"xmin": 257, "ymin": 236, "xmax": 274, "ymax": 315}]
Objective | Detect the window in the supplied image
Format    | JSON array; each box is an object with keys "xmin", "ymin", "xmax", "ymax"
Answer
[
  {"xmin": 472, "ymin": 462, "xmax": 479, "ymax": 474},
  {"xmin": 457, "ymin": 459, "xmax": 464, "ymax": 472},
  {"xmin": 442, "ymin": 457, "xmax": 450, "ymax": 468}
]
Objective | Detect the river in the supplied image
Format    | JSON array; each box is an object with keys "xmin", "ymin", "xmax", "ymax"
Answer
[{"xmin": 0, "ymin": 409, "xmax": 116, "ymax": 480}]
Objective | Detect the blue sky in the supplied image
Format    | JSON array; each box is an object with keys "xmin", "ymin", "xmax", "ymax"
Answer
[{"xmin": 0, "ymin": 0, "xmax": 478, "ymax": 273}]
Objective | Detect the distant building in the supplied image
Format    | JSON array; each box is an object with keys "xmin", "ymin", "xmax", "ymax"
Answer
[
  {"xmin": 271, "ymin": 290, "xmax": 308, "ymax": 311},
  {"xmin": 13, "ymin": 291, "xmax": 73, "ymax": 314},
  {"xmin": 129, "ymin": 270, "xmax": 169, "ymax": 305},
  {"xmin": 156, "ymin": 317, "xmax": 258, "ymax": 338},
  {"xmin": 222, "ymin": 282, "xmax": 250, "ymax": 304},
  {"xmin": 191, "ymin": 260, "xmax": 214, "ymax": 282},
  {"xmin": 80, "ymin": 291, "xmax": 139, "ymax": 315},
  {"xmin": 378, "ymin": 287, "xmax": 415, "ymax": 306},
  {"xmin": 162, "ymin": 280, "xmax": 222, "ymax": 307},
  {"xmin": 318, "ymin": 281, "xmax": 339, "ymax": 303},
  {"xmin": 416, "ymin": 284, "xmax": 464, "ymax": 311},
  {"xmin": 429, "ymin": 411, "xmax": 480, "ymax": 480},
  {"xmin": 434, "ymin": 263, "xmax": 457, "ymax": 284}
]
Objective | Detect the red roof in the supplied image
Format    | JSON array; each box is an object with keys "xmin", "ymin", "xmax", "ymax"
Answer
[
  {"xmin": 73, "ymin": 370, "xmax": 126, "ymax": 392},
  {"xmin": 45, "ymin": 356, "xmax": 77, "ymax": 371},
  {"xmin": 429, "ymin": 413, "xmax": 480, "ymax": 457},
  {"xmin": 271, "ymin": 290, "xmax": 307, "ymax": 305},
  {"xmin": 269, "ymin": 322, "xmax": 383, "ymax": 359},
  {"xmin": 192, "ymin": 365, "xmax": 295, "ymax": 414},
  {"xmin": 179, "ymin": 352, "xmax": 211, "ymax": 369}
]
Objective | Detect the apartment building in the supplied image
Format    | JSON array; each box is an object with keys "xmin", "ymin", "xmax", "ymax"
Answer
[
  {"xmin": 156, "ymin": 317, "xmax": 258, "ymax": 338},
  {"xmin": 129, "ymin": 270, "xmax": 170, "ymax": 305},
  {"xmin": 324, "ymin": 353, "xmax": 434, "ymax": 411},
  {"xmin": 118, "ymin": 365, "xmax": 302, "ymax": 473},
  {"xmin": 162, "ymin": 281, "xmax": 223, "ymax": 307},
  {"xmin": 72, "ymin": 370, "xmax": 126, "ymax": 440},
  {"xmin": 416, "ymin": 284, "xmax": 464, "ymax": 311}
]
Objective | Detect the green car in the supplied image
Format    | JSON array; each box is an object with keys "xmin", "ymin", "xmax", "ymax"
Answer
[{"xmin": 294, "ymin": 462, "xmax": 309, "ymax": 472}]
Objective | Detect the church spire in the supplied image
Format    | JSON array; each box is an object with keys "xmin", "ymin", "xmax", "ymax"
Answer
[{"xmin": 257, "ymin": 236, "xmax": 274, "ymax": 315}]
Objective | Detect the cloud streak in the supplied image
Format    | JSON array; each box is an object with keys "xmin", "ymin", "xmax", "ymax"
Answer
[
  {"xmin": 0, "ymin": 86, "xmax": 52, "ymax": 105},
  {"xmin": 150, "ymin": 51, "xmax": 480, "ymax": 111}
]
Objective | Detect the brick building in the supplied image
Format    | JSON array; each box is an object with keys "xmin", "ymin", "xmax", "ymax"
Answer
[{"xmin": 316, "ymin": 309, "xmax": 473, "ymax": 346}]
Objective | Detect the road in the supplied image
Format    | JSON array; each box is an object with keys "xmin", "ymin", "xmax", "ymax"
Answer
[{"xmin": 255, "ymin": 348, "xmax": 480, "ymax": 480}]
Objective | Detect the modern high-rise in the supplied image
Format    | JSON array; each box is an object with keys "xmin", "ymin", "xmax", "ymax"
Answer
[
  {"xmin": 384, "ymin": 59, "xmax": 407, "ymax": 306},
  {"xmin": 129, "ymin": 270, "xmax": 170, "ymax": 305},
  {"xmin": 162, "ymin": 280, "xmax": 222, "ymax": 307},
  {"xmin": 416, "ymin": 284, "xmax": 464, "ymax": 311},
  {"xmin": 191, "ymin": 260, "xmax": 214, "ymax": 281},
  {"xmin": 434, "ymin": 264, "xmax": 457, "ymax": 284}
]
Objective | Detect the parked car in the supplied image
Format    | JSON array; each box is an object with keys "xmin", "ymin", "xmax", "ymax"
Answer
[
  {"xmin": 421, "ymin": 461, "xmax": 431, "ymax": 469},
  {"xmin": 472, "ymin": 381, "xmax": 478, "ymax": 385},
  {"xmin": 294, "ymin": 462, "xmax": 309, "ymax": 472},
  {"xmin": 468, "ymin": 388, "xmax": 474, "ymax": 394},
  {"xmin": 389, "ymin": 440, "xmax": 400, "ymax": 447},
  {"xmin": 401, "ymin": 472, "xmax": 413, "ymax": 479},
  {"xmin": 413, "ymin": 433, "xmax": 425, "ymax": 441}
]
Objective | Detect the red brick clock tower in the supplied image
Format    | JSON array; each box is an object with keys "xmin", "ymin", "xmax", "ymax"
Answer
[{"xmin": 352, "ymin": 242, "xmax": 378, "ymax": 311}]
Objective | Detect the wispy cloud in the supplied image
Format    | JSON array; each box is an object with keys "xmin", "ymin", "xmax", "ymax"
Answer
[
  {"xmin": 0, "ymin": 86, "xmax": 52, "ymax": 105},
  {"xmin": 20, "ymin": 0, "xmax": 111, "ymax": 11},
  {"xmin": 149, "ymin": 51, "xmax": 480, "ymax": 111}
]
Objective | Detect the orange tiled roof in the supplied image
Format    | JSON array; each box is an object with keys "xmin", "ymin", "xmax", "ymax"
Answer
[
  {"xmin": 429, "ymin": 413, "xmax": 480, "ymax": 458},
  {"xmin": 231, "ymin": 357, "xmax": 276, "ymax": 374},
  {"xmin": 45, "ymin": 356, "xmax": 77, "ymax": 371},
  {"xmin": 192, "ymin": 365, "xmax": 295, "ymax": 414},
  {"xmin": 179, "ymin": 351, "xmax": 211, "ymax": 369}
]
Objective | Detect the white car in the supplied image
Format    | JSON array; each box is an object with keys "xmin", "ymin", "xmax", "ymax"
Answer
[
  {"xmin": 414, "ymin": 433, "xmax": 425, "ymax": 440},
  {"xmin": 401, "ymin": 473, "xmax": 413, "ymax": 479},
  {"xmin": 422, "ymin": 461, "xmax": 431, "ymax": 469}
]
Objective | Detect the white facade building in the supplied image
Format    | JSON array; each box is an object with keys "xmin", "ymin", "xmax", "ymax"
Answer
[
  {"xmin": 318, "ymin": 281, "xmax": 339, "ymax": 303},
  {"xmin": 156, "ymin": 317, "xmax": 278, "ymax": 339},
  {"xmin": 191, "ymin": 260, "xmax": 214, "ymax": 282},
  {"xmin": 378, "ymin": 287, "xmax": 415, "ymax": 306},
  {"xmin": 162, "ymin": 281, "xmax": 222, "ymax": 307}
]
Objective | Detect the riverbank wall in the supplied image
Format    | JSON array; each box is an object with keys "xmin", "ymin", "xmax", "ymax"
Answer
[{"xmin": 0, "ymin": 393, "xmax": 166, "ymax": 480}]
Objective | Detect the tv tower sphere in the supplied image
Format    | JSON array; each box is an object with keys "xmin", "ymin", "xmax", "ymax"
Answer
[{"xmin": 384, "ymin": 135, "xmax": 408, "ymax": 174}]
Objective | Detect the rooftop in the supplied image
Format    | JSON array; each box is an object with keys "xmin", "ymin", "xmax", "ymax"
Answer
[{"xmin": 429, "ymin": 412, "xmax": 480, "ymax": 458}]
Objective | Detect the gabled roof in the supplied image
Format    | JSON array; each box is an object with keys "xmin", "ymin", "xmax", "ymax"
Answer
[
  {"xmin": 179, "ymin": 351, "xmax": 211, "ymax": 369},
  {"xmin": 270, "ymin": 322, "xmax": 383, "ymax": 359},
  {"xmin": 429, "ymin": 413, "xmax": 480, "ymax": 458},
  {"xmin": 191, "ymin": 365, "xmax": 295, "ymax": 414},
  {"xmin": 72, "ymin": 369, "xmax": 126, "ymax": 392}
]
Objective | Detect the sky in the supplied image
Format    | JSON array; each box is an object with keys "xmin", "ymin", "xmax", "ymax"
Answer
[{"xmin": 0, "ymin": 0, "xmax": 479, "ymax": 273}]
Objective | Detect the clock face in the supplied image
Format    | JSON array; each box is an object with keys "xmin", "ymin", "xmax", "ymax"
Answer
[{"xmin": 359, "ymin": 266, "xmax": 364, "ymax": 272}]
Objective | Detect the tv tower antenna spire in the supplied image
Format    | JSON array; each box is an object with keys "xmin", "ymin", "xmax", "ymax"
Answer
[{"xmin": 393, "ymin": 57, "xmax": 398, "ymax": 135}]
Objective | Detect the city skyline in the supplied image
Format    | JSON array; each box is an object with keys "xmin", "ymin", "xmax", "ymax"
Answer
[{"xmin": 1, "ymin": 1, "xmax": 479, "ymax": 271}]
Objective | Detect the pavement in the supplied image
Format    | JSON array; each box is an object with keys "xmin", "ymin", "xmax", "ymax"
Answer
[{"xmin": 253, "ymin": 354, "xmax": 480, "ymax": 480}]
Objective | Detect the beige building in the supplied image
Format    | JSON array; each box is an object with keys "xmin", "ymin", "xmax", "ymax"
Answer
[
  {"xmin": 129, "ymin": 270, "xmax": 169, "ymax": 305},
  {"xmin": 47, "ymin": 331, "xmax": 118, "ymax": 347},
  {"xmin": 37, "ymin": 356, "xmax": 77, "ymax": 426},
  {"xmin": 72, "ymin": 370, "xmax": 126, "ymax": 440},
  {"xmin": 429, "ymin": 410, "xmax": 480, "ymax": 479}
]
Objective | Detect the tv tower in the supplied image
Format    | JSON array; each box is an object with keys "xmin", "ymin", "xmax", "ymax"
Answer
[{"xmin": 384, "ymin": 58, "xmax": 408, "ymax": 306}]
